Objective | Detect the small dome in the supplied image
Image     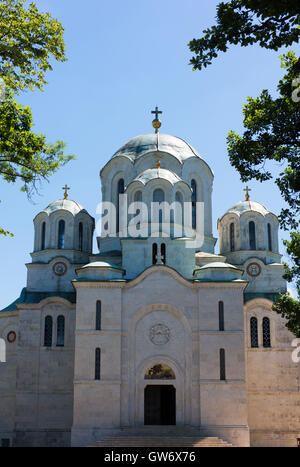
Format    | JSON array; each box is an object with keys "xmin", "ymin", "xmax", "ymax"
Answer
[
  {"xmin": 198, "ymin": 261, "xmax": 240, "ymax": 270},
  {"xmin": 110, "ymin": 134, "xmax": 203, "ymax": 163},
  {"xmin": 80, "ymin": 261, "xmax": 124, "ymax": 270},
  {"xmin": 224, "ymin": 200, "xmax": 270, "ymax": 217},
  {"xmin": 41, "ymin": 199, "xmax": 88, "ymax": 217},
  {"xmin": 132, "ymin": 168, "xmax": 185, "ymax": 186}
]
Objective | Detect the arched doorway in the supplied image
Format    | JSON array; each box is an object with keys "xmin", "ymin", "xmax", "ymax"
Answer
[
  {"xmin": 144, "ymin": 364, "xmax": 176, "ymax": 425},
  {"xmin": 144, "ymin": 385, "xmax": 176, "ymax": 425}
]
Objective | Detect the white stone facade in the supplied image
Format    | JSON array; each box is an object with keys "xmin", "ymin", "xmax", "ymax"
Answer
[{"xmin": 0, "ymin": 132, "xmax": 299, "ymax": 447}]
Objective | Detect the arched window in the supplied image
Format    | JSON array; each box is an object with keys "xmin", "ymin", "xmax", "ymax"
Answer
[
  {"xmin": 230, "ymin": 223, "xmax": 235, "ymax": 252},
  {"xmin": 250, "ymin": 317, "xmax": 258, "ymax": 348},
  {"xmin": 174, "ymin": 192, "xmax": 184, "ymax": 236},
  {"xmin": 191, "ymin": 179, "xmax": 197, "ymax": 230},
  {"xmin": 41, "ymin": 222, "xmax": 46, "ymax": 250},
  {"xmin": 218, "ymin": 301, "xmax": 224, "ymax": 331},
  {"xmin": 116, "ymin": 178, "xmax": 125, "ymax": 236},
  {"xmin": 153, "ymin": 189, "xmax": 165, "ymax": 233},
  {"xmin": 145, "ymin": 364, "xmax": 175, "ymax": 380},
  {"xmin": 44, "ymin": 316, "xmax": 53, "ymax": 347},
  {"xmin": 58, "ymin": 220, "xmax": 65, "ymax": 249},
  {"xmin": 134, "ymin": 191, "xmax": 142, "ymax": 202},
  {"xmin": 152, "ymin": 243, "xmax": 158, "ymax": 265},
  {"xmin": 95, "ymin": 348, "xmax": 101, "ymax": 380},
  {"xmin": 220, "ymin": 348, "xmax": 226, "ymax": 380},
  {"xmin": 267, "ymin": 223, "xmax": 272, "ymax": 251},
  {"xmin": 262, "ymin": 317, "xmax": 271, "ymax": 348},
  {"xmin": 96, "ymin": 300, "xmax": 101, "ymax": 330},
  {"xmin": 249, "ymin": 221, "xmax": 256, "ymax": 250},
  {"xmin": 79, "ymin": 222, "xmax": 83, "ymax": 251},
  {"xmin": 56, "ymin": 315, "xmax": 65, "ymax": 347},
  {"xmin": 161, "ymin": 243, "xmax": 166, "ymax": 265}
]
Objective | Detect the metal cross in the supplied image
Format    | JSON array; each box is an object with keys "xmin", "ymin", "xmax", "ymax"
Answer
[
  {"xmin": 62, "ymin": 184, "xmax": 70, "ymax": 200},
  {"xmin": 244, "ymin": 186, "xmax": 251, "ymax": 201},
  {"xmin": 151, "ymin": 106, "xmax": 162, "ymax": 120}
]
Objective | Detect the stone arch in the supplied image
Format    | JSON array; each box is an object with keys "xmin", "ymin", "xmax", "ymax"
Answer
[
  {"xmin": 244, "ymin": 298, "xmax": 275, "ymax": 348},
  {"xmin": 136, "ymin": 356, "xmax": 184, "ymax": 426},
  {"xmin": 128, "ymin": 303, "xmax": 192, "ymax": 426}
]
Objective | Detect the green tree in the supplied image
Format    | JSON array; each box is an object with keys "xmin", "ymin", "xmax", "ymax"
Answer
[
  {"xmin": 188, "ymin": 1, "xmax": 300, "ymax": 335},
  {"xmin": 189, "ymin": 1, "xmax": 300, "ymax": 71},
  {"xmin": 0, "ymin": 0, "xmax": 74, "ymax": 235},
  {"xmin": 0, "ymin": 0, "xmax": 66, "ymax": 92}
]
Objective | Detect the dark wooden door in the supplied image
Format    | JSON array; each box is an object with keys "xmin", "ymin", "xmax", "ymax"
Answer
[{"xmin": 144, "ymin": 385, "xmax": 176, "ymax": 425}]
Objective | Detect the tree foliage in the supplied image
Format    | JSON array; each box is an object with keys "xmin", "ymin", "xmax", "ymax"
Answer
[
  {"xmin": 227, "ymin": 52, "xmax": 300, "ymax": 231},
  {"xmin": 0, "ymin": 0, "xmax": 73, "ymax": 235},
  {"xmin": 0, "ymin": 91, "xmax": 74, "ymax": 195},
  {"xmin": 0, "ymin": 0, "xmax": 66, "ymax": 92},
  {"xmin": 189, "ymin": 1, "xmax": 300, "ymax": 70},
  {"xmin": 188, "ymin": 1, "xmax": 300, "ymax": 336}
]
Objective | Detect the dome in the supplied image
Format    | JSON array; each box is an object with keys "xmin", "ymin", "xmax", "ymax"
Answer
[
  {"xmin": 131, "ymin": 168, "xmax": 185, "ymax": 186},
  {"xmin": 41, "ymin": 199, "xmax": 88, "ymax": 217},
  {"xmin": 223, "ymin": 200, "xmax": 271, "ymax": 218},
  {"xmin": 80, "ymin": 261, "xmax": 124, "ymax": 270},
  {"xmin": 110, "ymin": 134, "xmax": 203, "ymax": 163}
]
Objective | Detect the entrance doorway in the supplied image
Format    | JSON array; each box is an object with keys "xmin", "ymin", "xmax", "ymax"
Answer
[{"xmin": 144, "ymin": 385, "xmax": 176, "ymax": 425}]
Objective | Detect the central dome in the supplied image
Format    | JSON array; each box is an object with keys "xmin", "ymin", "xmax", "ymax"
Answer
[{"xmin": 111, "ymin": 134, "xmax": 202, "ymax": 163}]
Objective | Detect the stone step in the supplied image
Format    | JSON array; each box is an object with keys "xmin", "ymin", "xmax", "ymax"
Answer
[{"xmin": 92, "ymin": 436, "xmax": 233, "ymax": 448}]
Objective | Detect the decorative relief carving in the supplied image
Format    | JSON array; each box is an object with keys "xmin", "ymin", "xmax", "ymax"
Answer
[
  {"xmin": 7, "ymin": 331, "xmax": 16, "ymax": 343},
  {"xmin": 246, "ymin": 262, "xmax": 261, "ymax": 277},
  {"xmin": 52, "ymin": 262, "xmax": 67, "ymax": 276},
  {"xmin": 149, "ymin": 324, "xmax": 170, "ymax": 345}
]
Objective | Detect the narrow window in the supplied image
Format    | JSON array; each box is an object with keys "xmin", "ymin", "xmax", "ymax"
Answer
[
  {"xmin": 174, "ymin": 191, "xmax": 184, "ymax": 236},
  {"xmin": 134, "ymin": 191, "xmax": 142, "ymax": 202},
  {"xmin": 133, "ymin": 191, "xmax": 142, "ymax": 231},
  {"xmin": 56, "ymin": 315, "xmax": 65, "ymax": 347},
  {"xmin": 58, "ymin": 220, "xmax": 65, "ymax": 249},
  {"xmin": 230, "ymin": 223, "xmax": 235, "ymax": 252},
  {"xmin": 161, "ymin": 243, "xmax": 166, "ymax": 265},
  {"xmin": 267, "ymin": 223, "xmax": 272, "ymax": 251},
  {"xmin": 262, "ymin": 317, "xmax": 271, "ymax": 348},
  {"xmin": 191, "ymin": 179, "xmax": 197, "ymax": 230},
  {"xmin": 116, "ymin": 178, "xmax": 125, "ymax": 236},
  {"xmin": 41, "ymin": 222, "xmax": 46, "ymax": 250},
  {"xmin": 152, "ymin": 243, "xmax": 158, "ymax": 265},
  {"xmin": 219, "ymin": 301, "xmax": 224, "ymax": 331},
  {"xmin": 250, "ymin": 317, "xmax": 258, "ymax": 348},
  {"xmin": 220, "ymin": 348, "xmax": 226, "ymax": 380},
  {"xmin": 249, "ymin": 221, "xmax": 256, "ymax": 250},
  {"xmin": 96, "ymin": 301, "xmax": 101, "ymax": 330},
  {"xmin": 153, "ymin": 189, "xmax": 165, "ymax": 233},
  {"xmin": 44, "ymin": 316, "xmax": 53, "ymax": 347},
  {"xmin": 79, "ymin": 222, "xmax": 83, "ymax": 251},
  {"xmin": 95, "ymin": 348, "xmax": 101, "ymax": 380}
]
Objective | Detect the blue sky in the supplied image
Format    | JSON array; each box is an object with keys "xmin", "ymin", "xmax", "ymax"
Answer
[{"xmin": 0, "ymin": 0, "xmax": 298, "ymax": 308}]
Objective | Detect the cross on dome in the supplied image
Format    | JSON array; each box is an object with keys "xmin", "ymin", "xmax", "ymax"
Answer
[
  {"xmin": 62, "ymin": 184, "xmax": 70, "ymax": 200},
  {"xmin": 244, "ymin": 186, "xmax": 251, "ymax": 201}
]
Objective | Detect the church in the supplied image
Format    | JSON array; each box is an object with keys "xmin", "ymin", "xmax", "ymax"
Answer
[{"xmin": 0, "ymin": 110, "xmax": 299, "ymax": 447}]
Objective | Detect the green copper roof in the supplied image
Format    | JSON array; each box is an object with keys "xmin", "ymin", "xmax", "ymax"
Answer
[
  {"xmin": 198, "ymin": 262, "xmax": 240, "ymax": 270},
  {"xmin": 111, "ymin": 134, "xmax": 203, "ymax": 163},
  {"xmin": 0, "ymin": 288, "xmax": 76, "ymax": 312},
  {"xmin": 244, "ymin": 292, "xmax": 280, "ymax": 303},
  {"xmin": 80, "ymin": 261, "xmax": 124, "ymax": 270}
]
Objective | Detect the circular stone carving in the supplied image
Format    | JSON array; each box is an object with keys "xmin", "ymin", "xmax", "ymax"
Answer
[
  {"xmin": 246, "ymin": 262, "xmax": 261, "ymax": 277},
  {"xmin": 149, "ymin": 324, "xmax": 170, "ymax": 345},
  {"xmin": 7, "ymin": 331, "xmax": 16, "ymax": 343},
  {"xmin": 52, "ymin": 262, "xmax": 67, "ymax": 276}
]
